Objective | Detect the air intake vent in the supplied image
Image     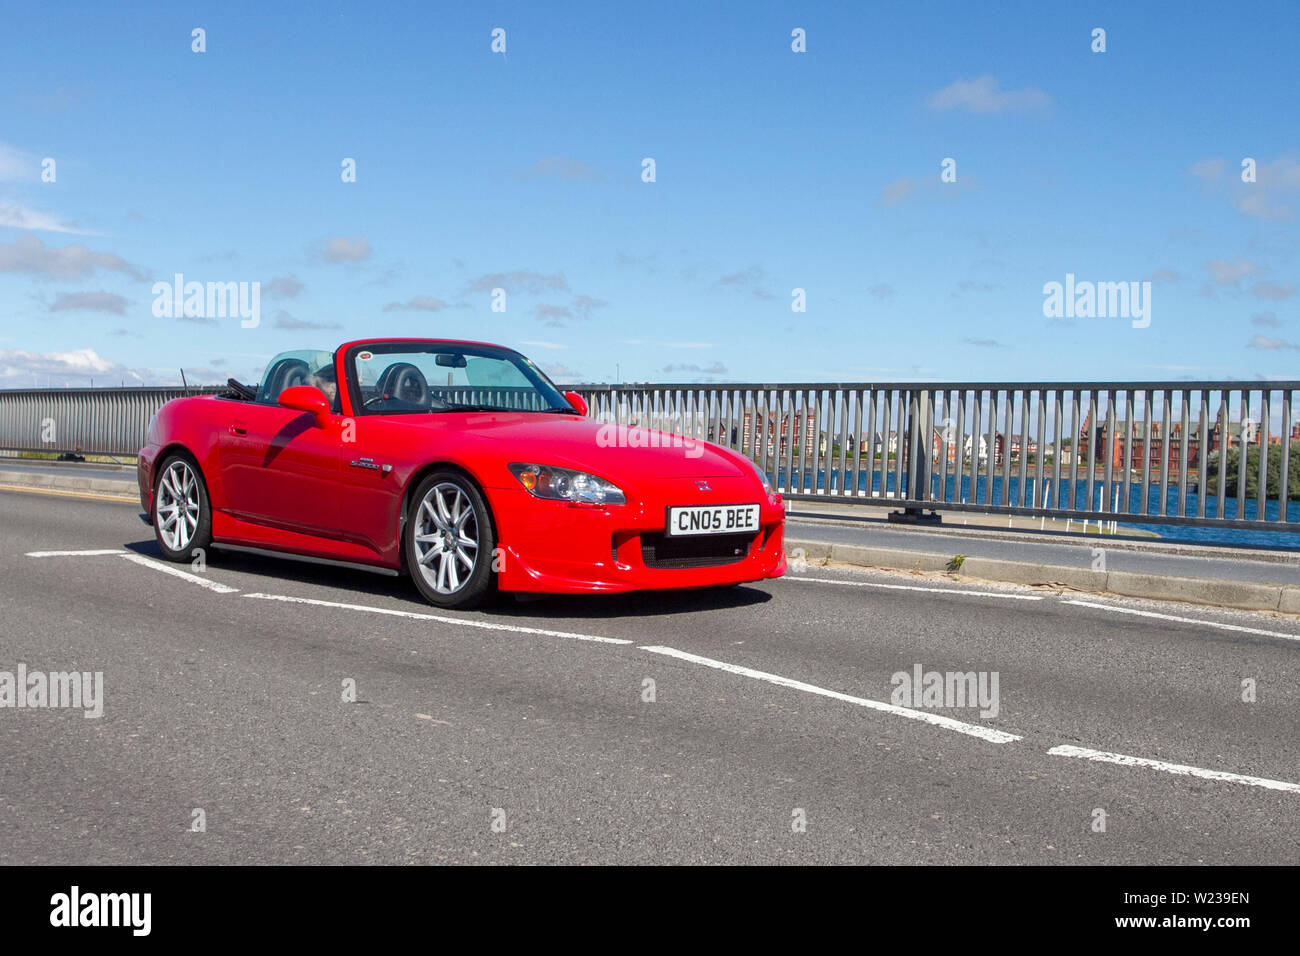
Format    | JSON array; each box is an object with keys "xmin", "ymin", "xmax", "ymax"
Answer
[{"xmin": 640, "ymin": 532, "xmax": 756, "ymax": 569}]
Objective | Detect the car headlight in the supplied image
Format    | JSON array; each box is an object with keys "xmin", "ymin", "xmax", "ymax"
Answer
[
  {"xmin": 742, "ymin": 457, "xmax": 774, "ymax": 496},
  {"xmin": 508, "ymin": 463, "xmax": 626, "ymax": 506}
]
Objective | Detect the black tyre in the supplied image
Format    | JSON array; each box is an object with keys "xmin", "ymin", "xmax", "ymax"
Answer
[
  {"xmin": 152, "ymin": 453, "xmax": 213, "ymax": 562},
  {"xmin": 404, "ymin": 470, "xmax": 496, "ymax": 609}
]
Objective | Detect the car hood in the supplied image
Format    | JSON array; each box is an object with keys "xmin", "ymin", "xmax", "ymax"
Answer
[{"xmin": 417, "ymin": 412, "xmax": 747, "ymax": 479}]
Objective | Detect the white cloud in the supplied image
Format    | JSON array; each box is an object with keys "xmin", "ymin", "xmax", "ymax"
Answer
[
  {"xmin": 271, "ymin": 310, "xmax": 341, "ymax": 330},
  {"xmin": 926, "ymin": 75, "xmax": 1050, "ymax": 114},
  {"xmin": 1247, "ymin": 334, "xmax": 1300, "ymax": 351},
  {"xmin": 715, "ymin": 267, "xmax": 764, "ymax": 287},
  {"xmin": 0, "ymin": 233, "xmax": 146, "ymax": 280},
  {"xmin": 1205, "ymin": 258, "xmax": 1262, "ymax": 285},
  {"xmin": 1195, "ymin": 156, "xmax": 1300, "ymax": 221},
  {"xmin": 535, "ymin": 303, "xmax": 573, "ymax": 326},
  {"xmin": 540, "ymin": 362, "xmax": 583, "ymax": 383},
  {"xmin": 0, "ymin": 201, "xmax": 90, "ymax": 235},
  {"xmin": 1250, "ymin": 281, "xmax": 1296, "ymax": 301},
  {"xmin": 49, "ymin": 291, "xmax": 127, "ymax": 314},
  {"xmin": 465, "ymin": 269, "xmax": 568, "ymax": 294},
  {"xmin": 0, "ymin": 144, "xmax": 38, "ymax": 182},
  {"xmin": 662, "ymin": 362, "xmax": 727, "ymax": 376},
  {"xmin": 1190, "ymin": 158, "xmax": 1224, "ymax": 180},
  {"xmin": 0, "ymin": 346, "xmax": 130, "ymax": 386},
  {"xmin": 263, "ymin": 274, "xmax": 303, "ymax": 299},
  {"xmin": 315, "ymin": 235, "xmax": 371, "ymax": 263},
  {"xmin": 1235, "ymin": 157, "xmax": 1300, "ymax": 221},
  {"xmin": 382, "ymin": 295, "xmax": 449, "ymax": 312},
  {"xmin": 880, "ymin": 178, "xmax": 914, "ymax": 206},
  {"xmin": 571, "ymin": 294, "xmax": 608, "ymax": 318}
]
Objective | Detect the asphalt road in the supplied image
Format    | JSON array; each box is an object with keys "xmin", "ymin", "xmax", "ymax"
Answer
[
  {"xmin": 2, "ymin": 488, "xmax": 1299, "ymax": 864},
  {"xmin": 786, "ymin": 518, "xmax": 1300, "ymax": 587}
]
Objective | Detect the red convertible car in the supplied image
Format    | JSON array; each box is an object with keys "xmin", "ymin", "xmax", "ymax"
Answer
[{"xmin": 138, "ymin": 338, "xmax": 786, "ymax": 607}]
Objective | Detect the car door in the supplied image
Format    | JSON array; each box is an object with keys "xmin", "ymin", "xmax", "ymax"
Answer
[
  {"xmin": 217, "ymin": 400, "xmax": 342, "ymax": 537},
  {"xmin": 333, "ymin": 414, "xmax": 412, "ymax": 561}
]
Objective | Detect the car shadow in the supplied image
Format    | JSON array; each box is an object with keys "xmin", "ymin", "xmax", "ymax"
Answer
[{"xmin": 123, "ymin": 539, "xmax": 774, "ymax": 619}]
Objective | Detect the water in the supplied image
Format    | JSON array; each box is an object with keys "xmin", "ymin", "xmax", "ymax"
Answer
[{"xmin": 772, "ymin": 468, "xmax": 1300, "ymax": 548}]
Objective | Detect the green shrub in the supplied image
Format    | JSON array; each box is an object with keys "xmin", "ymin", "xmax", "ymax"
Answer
[{"xmin": 1205, "ymin": 440, "xmax": 1300, "ymax": 500}]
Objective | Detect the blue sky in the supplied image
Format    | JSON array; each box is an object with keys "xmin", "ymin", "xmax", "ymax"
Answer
[{"xmin": 1, "ymin": 0, "xmax": 1297, "ymax": 387}]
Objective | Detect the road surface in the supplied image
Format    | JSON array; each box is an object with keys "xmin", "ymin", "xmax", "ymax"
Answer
[{"xmin": 2, "ymin": 489, "xmax": 1298, "ymax": 864}]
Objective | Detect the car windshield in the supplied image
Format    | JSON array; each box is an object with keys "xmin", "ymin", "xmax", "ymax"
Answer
[{"xmin": 349, "ymin": 343, "xmax": 573, "ymax": 415}]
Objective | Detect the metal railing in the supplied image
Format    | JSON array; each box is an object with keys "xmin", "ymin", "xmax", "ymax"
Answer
[
  {"xmin": 3, "ymin": 381, "xmax": 1298, "ymax": 534},
  {"xmin": 572, "ymin": 382, "xmax": 1300, "ymax": 534},
  {"xmin": 0, "ymin": 387, "xmax": 223, "ymax": 457}
]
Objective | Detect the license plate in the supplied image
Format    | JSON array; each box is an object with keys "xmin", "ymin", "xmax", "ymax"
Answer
[{"xmin": 666, "ymin": 503, "xmax": 761, "ymax": 537}]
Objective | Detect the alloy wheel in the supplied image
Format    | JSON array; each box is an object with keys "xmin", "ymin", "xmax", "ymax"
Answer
[
  {"xmin": 413, "ymin": 481, "xmax": 480, "ymax": 594},
  {"xmin": 157, "ymin": 460, "xmax": 200, "ymax": 552}
]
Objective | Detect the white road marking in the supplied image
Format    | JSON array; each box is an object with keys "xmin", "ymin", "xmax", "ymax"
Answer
[
  {"xmin": 243, "ymin": 592, "xmax": 633, "ymax": 645},
  {"xmin": 120, "ymin": 553, "xmax": 240, "ymax": 594},
  {"xmin": 1064, "ymin": 599, "xmax": 1300, "ymax": 642},
  {"xmin": 26, "ymin": 548, "xmax": 127, "ymax": 557},
  {"xmin": 1047, "ymin": 744, "xmax": 1300, "ymax": 794},
  {"xmin": 639, "ymin": 645, "xmax": 1022, "ymax": 744},
  {"xmin": 784, "ymin": 575, "xmax": 1043, "ymax": 600},
  {"xmin": 38, "ymin": 544, "xmax": 1300, "ymax": 794}
]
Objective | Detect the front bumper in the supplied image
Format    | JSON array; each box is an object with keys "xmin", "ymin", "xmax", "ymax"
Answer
[{"xmin": 490, "ymin": 479, "xmax": 786, "ymax": 594}]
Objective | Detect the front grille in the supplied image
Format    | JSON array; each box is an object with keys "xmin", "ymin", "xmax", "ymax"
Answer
[{"xmin": 640, "ymin": 532, "xmax": 757, "ymax": 569}]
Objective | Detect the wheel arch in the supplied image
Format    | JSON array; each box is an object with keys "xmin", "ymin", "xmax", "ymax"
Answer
[
  {"xmin": 397, "ymin": 461, "xmax": 497, "ymax": 573},
  {"xmin": 151, "ymin": 442, "xmax": 203, "ymax": 495}
]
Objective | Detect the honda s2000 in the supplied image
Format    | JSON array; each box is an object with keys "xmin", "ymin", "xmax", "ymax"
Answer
[{"xmin": 138, "ymin": 339, "xmax": 786, "ymax": 607}]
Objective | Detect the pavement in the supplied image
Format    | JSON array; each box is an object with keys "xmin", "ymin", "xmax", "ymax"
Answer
[
  {"xmin": 0, "ymin": 459, "xmax": 139, "ymax": 498},
  {"xmin": 4, "ymin": 458, "xmax": 1297, "ymax": 614},
  {"xmin": 2, "ymin": 487, "xmax": 1299, "ymax": 864}
]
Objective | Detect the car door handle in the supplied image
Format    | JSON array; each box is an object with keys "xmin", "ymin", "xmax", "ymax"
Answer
[{"xmin": 229, "ymin": 425, "xmax": 247, "ymax": 435}]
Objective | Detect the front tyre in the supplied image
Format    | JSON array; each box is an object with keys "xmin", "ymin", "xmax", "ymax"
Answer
[
  {"xmin": 153, "ymin": 453, "xmax": 212, "ymax": 561},
  {"xmin": 405, "ymin": 471, "xmax": 496, "ymax": 609}
]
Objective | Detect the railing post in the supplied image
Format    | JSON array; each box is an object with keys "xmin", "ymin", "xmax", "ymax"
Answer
[{"xmin": 889, "ymin": 388, "xmax": 940, "ymax": 524}]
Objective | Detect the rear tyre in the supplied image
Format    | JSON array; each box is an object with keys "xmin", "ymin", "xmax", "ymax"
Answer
[
  {"xmin": 405, "ymin": 471, "xmax": 496, "ymax": 609},
  {"xmin": 152, "ymin": 453, "xmax": 212, "ymax": 562}
]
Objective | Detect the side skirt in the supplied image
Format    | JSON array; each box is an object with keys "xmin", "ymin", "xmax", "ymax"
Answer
[{"xmin": 210, "ymin": 542, "xmax": 401, "ymax": 577}]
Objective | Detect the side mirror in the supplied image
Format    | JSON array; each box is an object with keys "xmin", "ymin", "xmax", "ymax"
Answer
[
  {"xmin": 564, "ymin": 391, "xmax": 589, "ymax": 417},
  {"xmin": 279, "ymin": 385, "xmax": 332, "ymax": 426}
]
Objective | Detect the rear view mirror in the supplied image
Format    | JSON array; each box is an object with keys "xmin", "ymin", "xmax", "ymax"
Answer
[
  {"xmin": 278, "ymin": 385, "xmax": 331, "ymax": 426},
  {"xmin": 436, "ymin": 353, "xmax": 468, "ymax": 368}
]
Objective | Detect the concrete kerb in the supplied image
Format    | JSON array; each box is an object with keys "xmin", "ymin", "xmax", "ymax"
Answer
[
  {"xmin": 787, "ymin": 537, "xmax": 1300, "ymax": 615},
  {"xmin": 0, "ymin": 469, "xmax": 137, "ymax": 500}
]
